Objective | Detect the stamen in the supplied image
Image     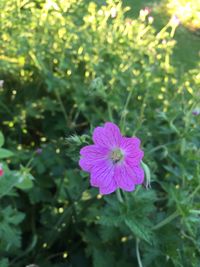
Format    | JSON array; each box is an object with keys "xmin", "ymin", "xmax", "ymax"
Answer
[{"xmin": 110, "ymin": 148, "xmax": 124, "ymax": 164}]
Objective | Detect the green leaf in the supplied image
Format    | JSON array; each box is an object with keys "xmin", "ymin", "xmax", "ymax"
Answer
[
  {"xmin": 0, "ymin": 258, "xmax": 9, "ymax": 267},
  {"xmin": 125, "ymin": 218, "xmax": 152, "ymax": 244},
  {"xmin": 0, "ymin": 206, "xmax": 25, "ymax": 250},
  {"xmin": 0, "ymin": 148, "xmax": 14, "ymax": 159},
  {"xmin": 92, "ymin": 248, "xmax": 114, "ymax": 267},
  {"xmin": 0, "ymin": 173, "xmax": 19, "ymax": 198},
  {"xmin": 99, "ymin": 213, "xmax": 123, "ymax": 227},
  {"xmin": 99, "ymin": 225, "xmax": 119, "ymax": 242},
  {"xmin": 0, "ymin": 131, "xmax": 4, "ymax": 147},
  {"xmin": 15, "ymin": 172, "xmax": 34, "ymax": 190}
]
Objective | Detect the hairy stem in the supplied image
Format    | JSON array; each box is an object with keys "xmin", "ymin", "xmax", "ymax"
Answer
[
  {"xmin": 108, "ymin": 104, "xmax": 113, "ymax": 122},
  {"xmin": 189, "ymin": 184, "xmax": 200, "ymax": 200},
  {"xmin": 133, "ymin": 89, "xmax": 149, "ymax": 135},
  {"xmin": 116, "ymin": 189, "xmax": 123, "ymax": 203},
  {"xmin": 55, "ymin": 90, "xmax": 69, "ymax": 128},
  {"xmin": 120, "ymin": 90, "xmax": 133, "ymax": 133},
  {"xmin": 152, "ymin": 211, "xmax": 179, "ymax": 230},
  {"xmin": 136, "ymin": 238, "xmax": 144, "ymax": 267}
]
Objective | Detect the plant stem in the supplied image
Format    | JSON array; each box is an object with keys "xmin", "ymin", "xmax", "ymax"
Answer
[
  {"xmin": 136, "ymin": 238, "xmax": 144, "ymax": 267},
  {"xmin": 108, "ymin": 104, "xmax": 113, "ymax": 122},
  {"xmin": 133, "ymin": 89, "xmax": 149, "ymax": 135},
  {"xmin": 55, "ymin": 90, "xmax": 69, "ymax": 128},
  {"xmin": 26, "ymin": 157, "xmax": 34, "ymax": 169},
  {"xmin": 156, "ymin": 22, "xmax": 170, "ymax": 38},
  {"xmin": 116, "ymin": 191, "xmax": 144, "ymax": 267},
  {"xmin": 120, "ymin": 90, "xmax": 133, "ymax": 133},
  {"xmin": 148, "ymin": 140, "xmax": 179, "ymax": 154},
  {"xmin": 152, "ymin": 210, "xmax": 179, "ymax": 230},
  {"xmin": 116, "ymin": 189, "xmax": 123, "ymax": 203},
  {"xmin": 25, "ymin": 148, "xmax": 42, "ymax": 169},
  {"xmin": 189, "ymin": 184, "xmax": 200, "ymax": 200}
]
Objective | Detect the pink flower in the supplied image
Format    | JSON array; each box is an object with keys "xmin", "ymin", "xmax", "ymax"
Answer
[
  {"xmin": 192, "ymin": 108, "xmax": 200, "ymax": 116},
  {"xmin": 139, "ymin": 7, "xmax": 151, "ymax": 17},
  {"xmin": 144, "ymin": 7, "xmax": 151, "ymax": 14},
  {"xmin": 170, "ymin": 15, "xmax": 180, "ymax": 27},
  {"xmin": 36, "ymin": 148, "xmax": 43, "ymax": 154},
  {"xmin": 0, "ymin": 164, "xmax": 4, "ymax": 177},
  {"xmin": 110, "ymin": 7, "xmax": 117, "ymax": 18},
  {"xmin": 79, "ymin": 122, "xmax": 144, "ymax": 195}
]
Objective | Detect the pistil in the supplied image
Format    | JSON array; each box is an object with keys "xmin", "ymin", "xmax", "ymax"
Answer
[{"xmin": 110, "ymin": 148, "xmax": 124, "ymax": 164}]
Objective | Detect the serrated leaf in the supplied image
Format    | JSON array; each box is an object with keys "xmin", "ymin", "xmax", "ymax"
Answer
[
  {"xmin": 0, "ymin": 148, "xmax": 14, "ymax": 159},
  {"xmin": 5, "ymin": 206, "xmax": 25, "ymax": 225},
  {"xmin": 0, "ymin": 131, "xmax": 4, "ymax": 147},
  {"xmin": 0, "ymin": 206, "xmax": 25, "ymax": 251},
  {"xmin": 0, "ymin": 173, "xmax": 18, "ymax": 198},
  {"xmin": 125, "ymin": 218, "xmax": 152, "ymax": 244},
  {"xmin": 0, "ymin": 222, "xmax": 21, "ymax": 250},
  {"xmin": 99, "ymin": 214, "xmax": 123, "ymax": 227}
]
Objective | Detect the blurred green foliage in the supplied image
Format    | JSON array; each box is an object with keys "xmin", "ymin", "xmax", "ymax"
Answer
[
  {"xmin": 165, "ymin": 0, "xmax": 200, "ymax": 31},
  {"xmin": 125, "ymin": 0, "xmax": 200, "ymax": 70},
  {"xmin": 0, "ymin": 0, "xmax": 200, "ymax": 266}
]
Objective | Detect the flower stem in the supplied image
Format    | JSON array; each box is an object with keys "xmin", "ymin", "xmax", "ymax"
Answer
[
  {"xmin": 25, "ymin": 151, "xmax": 37, "ymax": 169},
  {"xmin": 152, "ymin": 210, "xmax": 179, "ymax": 230},
  {"xmin": 120, "ymin": 90, "xmax": 133, "ymax": 133},
  {"xmin": 133, "ymin": 89, "xmax": 149, "ymax": 135},
  {"xmin": 189, "ymin": 184, "xmax": 200, "ymax": 200},
  {"xmin": 108, "ymin": 104, "xmax": 113, "ymax": 122},
  {"xmin": 136, "ymin": 238, "xmax": 144, "ymax": 267},
  {"xmin": 116, "ymin": 189, "xmax": 123, "ymax": 203},
  {"xmin": 55, "ymin": 90, "xmax": 69, "ymax": 128},
  {"xmin": 116, "ymin": 191, "xmax": 144, "ymax": 267}
]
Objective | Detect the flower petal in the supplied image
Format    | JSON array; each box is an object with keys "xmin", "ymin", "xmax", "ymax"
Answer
[
  {"xmin": 79, "ymin": 145, "xmax": 109, "ymax": 172},
  {"xmin": 104, "ymin": 122, "xmax": 122, "ymax": 145},
  {"xmin": 114, "ymin": 164, "xmax": 135, "ymax": 191},
  {"xmin": 90, "ymin": 160, "xmax": 114, "ymax": 188},
  {"xmin": 120, "ymin": 137, "xmax": 141, "ymax": 151},
  {"xmin": 79, "ymin": 158, "xmax": 92, "ymax": 172},
  {"xmin": 99, "ymin": 179, "xmax": 117, "ymax": 195},
  {"xmin": 0, "ymin": 169, "xmax": 4, "ymax": 176},
  {"xmin": 125, "ymin": 162, "xmax": 145, "ymax": 184},
  {"xmin": 92, "ymin": 122, "xmax": 122, "ymax": 148},
  {"xmin": 132, "ymin": 165, "xmax": 145, "ymax": 184},
  {"xmin": 80, "ymin": 145, "xmax": 108, "ymax": 159},
  {"xmin": 120, "ymin": 137, "xmax": 144, "ymax": 165},
  {"xmin": 125, "ymin": 150, "xmax": 144, "ymax": 166}
]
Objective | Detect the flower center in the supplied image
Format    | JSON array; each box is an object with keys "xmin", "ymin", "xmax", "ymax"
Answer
[{"xmin": 110, "ymin": 148, "xmax": 124, "ymax": 164}]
